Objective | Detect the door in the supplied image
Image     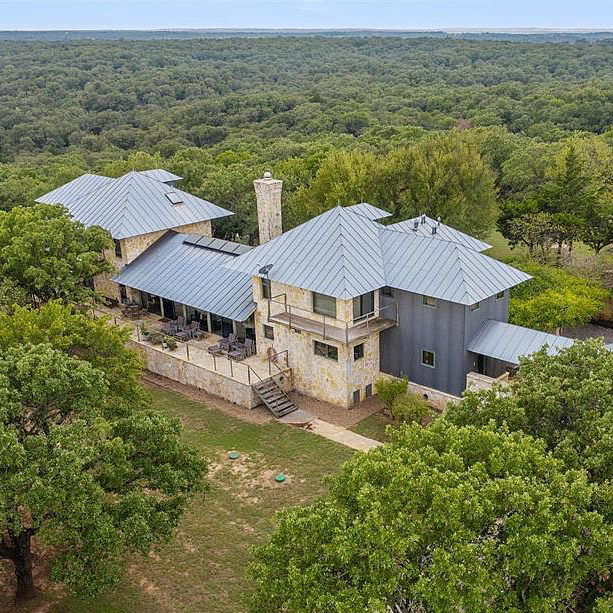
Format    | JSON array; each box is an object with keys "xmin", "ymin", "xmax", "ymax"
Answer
[
  {"xmin": 477, "ymin": 354, "xmax": 485, "ymax": 375},
  {"xmin": 162, "ymin": 299, "xmax": 176, "ymax": 320},
  {"xmin": 353, "ymin": 291, "xmax": 374, "ymax": 322}
]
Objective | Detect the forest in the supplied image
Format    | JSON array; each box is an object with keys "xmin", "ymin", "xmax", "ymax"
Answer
[{"xmin": 1, "ymin": 35, "xmax": 613, "ymax": 328}]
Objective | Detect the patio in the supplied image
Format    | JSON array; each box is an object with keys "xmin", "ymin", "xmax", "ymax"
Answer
[{"xmin": 94, "ymin": 305, "xmax": 289, "ymax": 388}]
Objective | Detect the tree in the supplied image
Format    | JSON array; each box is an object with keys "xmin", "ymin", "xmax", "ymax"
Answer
[
  {"xmin": 0, "ymin": 302, "xmax": 146, "ymax": 414},
  {"xmin": 0, "ymin": 204, "xmax": 112, "ymax": 305},
  {"xmin": 248, "ymin": 420, "xmax": 613, "ymax": 613},
  {"xmin": 0, "ymin": 341, "xmax": 205, "ymax": 603},
  {"xmin": 0, "ymin": 278, "xmax": 28, "ymax": 314},
  {"xmin": 446, "ymin": 339, "xmax": 613, "ymax": 483},
  {"xmin": 508, "ymin": 259, "xmax": 609, "ymax": 333}
]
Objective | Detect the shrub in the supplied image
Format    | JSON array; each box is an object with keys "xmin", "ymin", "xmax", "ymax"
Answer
[
  {"xmin": 165, "ymin": 336, "xmax": 178, "ymax": 351},
  {"xmin": 374, "ymin": 377, "xmax": 408, "ymax": 411},
  {"xmin": 148, "ymin": 331, "xmax": 163, "ymax": 345},
  {"xmin": 391, "ymin": 392, "xmax": 431, "ymax": 424}
]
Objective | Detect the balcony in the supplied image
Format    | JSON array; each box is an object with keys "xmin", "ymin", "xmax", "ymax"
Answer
[{"xmin": 267, "ymin": 296, "xmax": 398, "ymax": 343}]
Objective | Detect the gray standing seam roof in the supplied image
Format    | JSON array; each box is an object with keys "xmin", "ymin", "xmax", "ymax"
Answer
[
  {"xmin": 138, "ymin": 169, "xmax": 183, "ymax": 183},
  {"xmin": 36, "ymin": 170, "xmax": 233, "ymax": 239},
  {"xmin": 224, "ymin": 206, "xmax": 531, "ymax": 304},
  {"xmin": 344, "ymin": 203, "xmax": 392, "ymax": 221},
  {"xmin": 112, "ymin": 232, "xmax": 256, "ymax": 322},
  {"xmin": 467, "ymin": 320, "xmax": 576, "ymax": 365},
  {"xmin": 388, "ymin": 215, "xmax": 492, "ymax": 252}
]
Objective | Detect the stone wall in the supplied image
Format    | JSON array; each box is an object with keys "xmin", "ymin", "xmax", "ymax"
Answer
[
  {"xmin": 128, "ymin": 339, "xmax": 292, "ymax": 409},
  {"xmin": 465, "ymin": 371, "xmax": 510, "ymax": 392},
  {"xmin": 253, "ymin": 278, "xmax": 382, "ymax": 408}
]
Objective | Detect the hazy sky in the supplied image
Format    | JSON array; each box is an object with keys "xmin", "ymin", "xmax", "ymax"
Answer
[{"xmin": 0, "ymin": 0, "xmax": 610, "ymax": 31}]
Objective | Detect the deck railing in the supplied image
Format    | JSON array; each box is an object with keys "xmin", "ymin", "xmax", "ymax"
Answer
[{"xmin": 267, "ymin": 294, "xmax": 398, "ymax": 343}]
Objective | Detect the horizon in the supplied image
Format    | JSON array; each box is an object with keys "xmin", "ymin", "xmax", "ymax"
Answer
[{"xmin": 0, "ymin": 1, "xmax": 611, "ymax": 31}]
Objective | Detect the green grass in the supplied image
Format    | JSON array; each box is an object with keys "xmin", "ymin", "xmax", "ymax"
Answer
[
  {"xmin": 351, "ymin": 411, "xmax": 395, "ymax": 443},
  {"xmin": 45, "ymin": 385, "xmax": 354, "ymax": 613}
]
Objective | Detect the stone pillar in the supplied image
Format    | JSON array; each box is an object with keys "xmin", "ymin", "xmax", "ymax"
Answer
[{"xmin": 254, "ymin": 171, "xmax": 283, "ymax": 244}]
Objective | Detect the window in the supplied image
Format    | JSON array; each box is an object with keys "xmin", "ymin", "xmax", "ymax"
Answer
[
  {"xmin": 365, "ymin": 383, "xmax": 373, "ymax": 398},
  {"xmin": 263, "ymin": 324, "xmax": 274, "ymax": 340},
  {"xmin": 381, "ymin": 286, "xmax": 394, "ymax": 297},
  {"xmin": 496, "ymin": 290, "xmax": 505, "ymax": 301},
  {"xmin": 261, "ymin": 277, "xmax": 271, "ymax": 299},
  {"xmin": 470, "ymin": 302, "xmax": 480, "ymax": 311},
  {"xmin": 353, "ymin": 389, "xmax": 361, "ymax": 405},
  {"xmin": 423, "ymin": 295, "xmax": 437, "ymax": 308},
  {"xmin": 421, "ymin": 350, "xmax": 436, "ymax": 368},
  {"xmin": 312, "ymin": 292, "xmax": 336, "ymax": 318},
  {"xmin": 114, "ymin": 239, "xmax": 122, "ymax": 259},
  {"xmin": 314, "ymin": 341, "xmax": 338, "ymax": 361},
  {"xmin": 353, "ymin": 343, "xmax": 364, "ymax": 361},
  {"xmin": 353, "ymin": 291, "xmax": 374, "ymax": 321},
  {"xmin": 119, "ymin": 284, "xmax": 128, "ymax": 304}
]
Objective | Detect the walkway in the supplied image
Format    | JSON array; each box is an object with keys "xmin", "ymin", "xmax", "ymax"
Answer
[{"xmin": 303, "ymin": 418, "xmax": 382, "ymax": 452}]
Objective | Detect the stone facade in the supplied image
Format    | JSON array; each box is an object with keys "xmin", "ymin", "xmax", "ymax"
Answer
[
  {"xmin": 253, "ymin": 278, "xmax": 382, "ymax": 408},
  {"xmin": 94, "ymin": 220, "xmax": 213, "ymax": 302},
  {"xmin": 254, "ymin": 173, "xmax": 283, "ymax": 243}
]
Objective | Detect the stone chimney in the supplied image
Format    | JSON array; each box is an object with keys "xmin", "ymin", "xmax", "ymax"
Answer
[{"xmin": 254, "ymin": 171, "xmax": 283, "ymax": 244}]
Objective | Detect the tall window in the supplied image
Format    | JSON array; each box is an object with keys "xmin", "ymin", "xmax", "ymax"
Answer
[
  {"xmin": 353, "ymin": 291, "xmax": 374, "ymax": 321},
  {"xmin": 314, "ymin": 341, "xmax": 338, "ymax": 361},
  {"xmin": 114, "ymin": 238, "xmax": 122, "ymax": 259},
  {"xmin": 312, "ymin": 292, "xmax": 336, "ymax": 318},
  {"xmin": 261, "ymin": 277, "xmax": 271, "ymax": 299}
]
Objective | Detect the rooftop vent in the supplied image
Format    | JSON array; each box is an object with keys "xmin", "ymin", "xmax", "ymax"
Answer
[
  {"xmin": 413, "ymin": 220, "xmax": 419, "ymax": 231},
  {"xmin": 421, "ymin": 214, "xmax": 426, "ymax": 225},
  {"xmin": 432, "ymin": 226, "xmax": 437, "ymax": 235},
  {"xmin": 165, "ymin": 192, "xmax": 183, "ymax": 206}
]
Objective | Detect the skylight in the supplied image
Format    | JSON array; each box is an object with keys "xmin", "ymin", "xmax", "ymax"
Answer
[{"xmin": 165, "ymin": 192, "xmax": 183, "ymax": 205}]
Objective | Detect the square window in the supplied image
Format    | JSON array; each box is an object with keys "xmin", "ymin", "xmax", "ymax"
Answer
[
  {"xmin": 353, "ymin": 343, "xmax": 364, "ymax": 361},
  {"xmin": 263, "ymin": 324, "xmax": 274, "ymax": 340},
  {"xmin": 381, "ymin": 286, "xmax": 394, "ymax": 297},
  {"xmin": 314, "ymin": 340, "xmax": 338, "ymax": 361},
  {"xmin": 423, "ymin": 295, "xmax": 438, "ymax": 308},
  {"xmin": 261, "ymin": 278, "xmax": 271, "ymax": 299},
  {"xmin": 496, "ymin": 291, "xmax": 505, "ymax": 300},
  {"xmin": 312, "ymin": 292, "xmax": 336, "ymax": 318},
  {"xmin": 470, "ymin": 302, "xmax": 480, "ymax": 311},
  {"xmin": 421, "ymin": 350, "xmax": 435, "ymax": 368}
]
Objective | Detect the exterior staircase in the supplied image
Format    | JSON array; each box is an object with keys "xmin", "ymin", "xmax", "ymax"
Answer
[{"xmin": 253, "ymin": 378, "xmax": 298, "ymax": 418}]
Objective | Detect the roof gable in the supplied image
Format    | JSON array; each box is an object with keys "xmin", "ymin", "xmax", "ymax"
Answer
[{"xmin": 344, "ymin": 203, "xmax": 392, "ymax": 221}]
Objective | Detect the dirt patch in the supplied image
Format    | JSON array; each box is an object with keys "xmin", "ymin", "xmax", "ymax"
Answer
[
  {"xmin": 289, "ymin": 391, "xmax": 384, "ymax": 428},
  {"xmin": 562, "ymin": 323, "xmax": 613, "ymax": 344},
  {"xmin": 141, "ymin": 371, "xmax": 273, "ymax": 425}
]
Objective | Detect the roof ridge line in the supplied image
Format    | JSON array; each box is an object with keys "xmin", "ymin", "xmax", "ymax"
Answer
[
  {"xmin": 114, "ymin": 172, "xmax": 137, "ymax": 238},
  {"xmin": 454, "ymin": 244, "xmax": 474, "ymax": 304}
]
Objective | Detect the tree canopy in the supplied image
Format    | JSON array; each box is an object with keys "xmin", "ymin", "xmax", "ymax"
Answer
[
  {"xmin": 0, "ymin": 204, "xmax": 112, "ymax": 305},
  {"xmin": 248, "ymin": 419, "xmax": 613, "ymax": 613}
]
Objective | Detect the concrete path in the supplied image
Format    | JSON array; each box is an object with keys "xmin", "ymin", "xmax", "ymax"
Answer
[{"xmin": 304, "ymin": 418, "xmax": 382, "ymax": 452}]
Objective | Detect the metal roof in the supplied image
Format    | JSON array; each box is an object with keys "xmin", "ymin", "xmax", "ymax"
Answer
[
  {"xmin": 113, "ymin": 232, "xmax": 256, "ymax": 322},
  {"xmin": 37, "ymin": 170, "xmax": 233, "ymax": 239},
  {"xmin": 225, "ymin": 206, "xmax": 530, "ymax": 303},
  {"xmin": 344, "ymin": 203, "xmax": 392, "ymax": 221},
  {"xmin": 467, "ymin": 320, "xmax": 576, "ymax": 364},
  {"xmin": 380, "ymin": 227, "xmax": 531, "ymax": 305},
  {"xmin": 36, "ymin": 173, "xmax": 115, "ymax": 206},
  {"xmin": 388, "ymin": 214, "xmax": 492, "ymax": 252},
  {"xmin": 138, "ymin": 169, "xmax": 183, "ymax": 184}
]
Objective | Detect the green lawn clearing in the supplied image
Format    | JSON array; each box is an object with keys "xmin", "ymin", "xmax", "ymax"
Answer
[
  {"xmin": 33, "ymin": 384, "xmax": 354, "ymax": 613},
  {"xmin": 351, "ymin": 411, "xmax": 395, "ymax": 443}
]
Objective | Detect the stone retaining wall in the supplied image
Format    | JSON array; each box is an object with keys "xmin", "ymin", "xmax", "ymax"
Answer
[{"xmin": 128, "ymin": 339, "xmax": 292, "ymax": 409}]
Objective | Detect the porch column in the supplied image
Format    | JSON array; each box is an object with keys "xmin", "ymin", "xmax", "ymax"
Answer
[
  {"xmin": 159, "ymin": 297, "xmax": 165, "ymax": 318},
  {"xmin": 206, "ymin": 312, "xmax": 212, "ymax": 332},
  {"xmin": 182, "ymin": 304, "xmax": 188, "ymax": 320}
]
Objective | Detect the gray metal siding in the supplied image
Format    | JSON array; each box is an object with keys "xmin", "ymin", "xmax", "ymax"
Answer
[{"xmin": 380, "ymin": 289, "xmax": 468, "ymax": 396}]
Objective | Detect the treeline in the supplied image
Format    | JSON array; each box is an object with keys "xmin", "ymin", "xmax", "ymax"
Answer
[{"xmin": 1, "ymin": 37, "xmax": 613, "ymax": 160}]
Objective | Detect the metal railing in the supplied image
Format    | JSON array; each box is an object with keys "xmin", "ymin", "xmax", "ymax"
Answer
[
  {"xmin": 91, "ymin": 306, "xmax": 292, "ymax": 387},
  {"xmin": 267, "ymin": 294, "xmax": 398, "ymax": 343}
]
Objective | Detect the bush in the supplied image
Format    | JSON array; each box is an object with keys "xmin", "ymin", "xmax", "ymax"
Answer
[
  {"xmin": 391, "ymin": 392, "xmax": 431, "ymax": 424},
  {"xmin": 374, "ymin": 377, "xmax": 408, "ymax": 410},
  {"xmin": 164, "ymin": 336, "xmax": 178, "ymax": 351},
  {"xmin": 148, "ymin": 331, "xmax": 164, "ymax": 345}
]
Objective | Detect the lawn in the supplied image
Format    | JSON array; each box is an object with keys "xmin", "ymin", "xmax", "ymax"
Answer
[
  {"xmin": 14, "ymin": 384, "xmax": 354, "ymax": 613},
  {"xmin": 351, "ymin": 411, "xmax": 395, "ymax": 443}
]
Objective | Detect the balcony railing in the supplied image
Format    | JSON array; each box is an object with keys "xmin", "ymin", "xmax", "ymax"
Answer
[{"xmin": 267, "ymin": 294, "xmax": 398, "ymax": 344}]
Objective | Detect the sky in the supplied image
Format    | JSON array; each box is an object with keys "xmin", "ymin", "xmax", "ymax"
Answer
[{"xmin": 0, "ymin": 0, "xmax": 610, "ymax": 31}]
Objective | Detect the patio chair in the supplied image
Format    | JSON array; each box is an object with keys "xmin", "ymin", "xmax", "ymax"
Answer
[
  {"xmin": 219, "ymin": 333, "xmax": 236, "ymax": 350},
  {"xmin": 228, "ymin": 345, "xmax": 247, "ymax": 361},
  {"xmin": 244, "ymin": 339, "xmax": 255, "ymax": 357},
  {"xmin": 161, "ymin": 321, "xmax": 178, "ymax": 335},
  {"xmin": 188, "ymin": 321, "xmax": 206, "ymax": 340},
  {"xmin": 207, "ymin": 343, "xmax": 223, "ymax": 356},
  {"xmin": 176, "ymin": 315, "xmax": 185, "ymax": 331}
]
